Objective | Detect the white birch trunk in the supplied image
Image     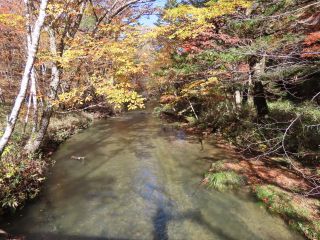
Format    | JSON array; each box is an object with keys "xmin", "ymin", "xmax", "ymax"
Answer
[
  {"xmin": 23, "ymin": 89, "xmax": 32, "ymax": 133},
  {"xmin": 0, "ymin": 0, "xmax": 48, "ymax": 155},
  {"xmin": 23, "ymin": 3, "xmax": 37, "ymax": 133},
  {"xmin": 31, "ymin": 69, "xmax": 38, "ymax": 132},
  {"xmin": 0, "ymin": 88, "xmax": 5, "ymax": 104},
  {"xmin": 25, "ymin": 28, "xmax": 61, "ymax": 154},
  {"xmin": 23, "ymin": 69, "xmax": 38, "ymax": 133},
  {"xmin": 235, "ymin": 90, "xmax": 241, "ymax": 108},
  {"xmin": 248, "ymin": 72, "xmax": 254, "ymax": 105}
]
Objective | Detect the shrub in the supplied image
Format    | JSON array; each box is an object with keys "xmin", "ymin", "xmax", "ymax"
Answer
[
  {"xmin": 269, "ymin": 101, "xmax": 320, "ymax": 161},
  {"xmin": 205, "ymin": 100, "xmax": 320, "ymax": 163},
  {"xmin": 0, "ymin": 112, "xmax": 93, "ymax": 212},
  {"xmin": 153, "ymin": 104, "xmax": 174, "ymax": 117},
  {"xmin": 0, "ymin": 153, "xmax": 47, "ymax": 209}
]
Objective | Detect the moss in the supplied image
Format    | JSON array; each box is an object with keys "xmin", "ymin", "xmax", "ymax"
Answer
[
  {"xmin": 255, "ymin": 185, "xmax": 320, "ymax": 239},
  {"xmin": 205, "ymin": 171, "xmax": 246, "ymax": 191}
]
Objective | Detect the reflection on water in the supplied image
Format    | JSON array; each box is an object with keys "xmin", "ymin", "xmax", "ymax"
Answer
[{"xmin": 0, "ymin": 111, "xmax": 302, "ymax": 240}]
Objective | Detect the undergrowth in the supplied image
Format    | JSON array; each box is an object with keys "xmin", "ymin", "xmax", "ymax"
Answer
[{"xmin": 0, "ymin": 111, "xmax": 93, "ymax": 212}]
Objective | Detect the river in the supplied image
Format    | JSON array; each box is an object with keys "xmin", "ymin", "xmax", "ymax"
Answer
[{"xmin": 0, "ymin": 110, "xmax": 302, "ymax": 240}]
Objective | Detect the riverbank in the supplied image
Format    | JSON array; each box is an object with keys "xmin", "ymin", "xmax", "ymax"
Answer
[
  {"xmin": 203, "ymin": 142, "xmax": 320, "ymax": 240},
  {"xmin": 0, "ymin": 111, "xmax": 95, "ymax": 214},
  {"xmin": 156, "ymin": 104, "xmax": 320, "ymax": 240}
]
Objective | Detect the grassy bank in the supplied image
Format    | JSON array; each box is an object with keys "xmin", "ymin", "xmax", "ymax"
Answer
[
  {"xmin": 0, "ymin": 111, "xmax": 93, "ymax": 213},
  {"xmin": 204, "ymin": 159, "xmax": 320, "ymax": 239}
]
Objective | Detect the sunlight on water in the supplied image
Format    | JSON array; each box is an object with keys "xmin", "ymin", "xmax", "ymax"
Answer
[{"xmin": 0, "ymin": 111, "xmax": 303, "ymax": 240}]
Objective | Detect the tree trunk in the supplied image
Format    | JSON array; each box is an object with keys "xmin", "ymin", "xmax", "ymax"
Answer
[
  {"xmin": 242, "ymin": 65, "xmax": 254, "ymax": 106},
  {"xmin": 245, "ymin": 55, "xmax": 269, "ymax": 117},
  {"xmin": 23, "ymin": 88, "xmax": 32, "ymax": 133},
  {"xmin": 235, "ymin": 90, "xmax": 241, "ymax": 108},
  {"xmin": 23, "ymin": 10, "xmax": 36, "ymax": 134},
  {"xmin": 0, "ymin": 0, "xmax": 48, "ymax": 155},
  {"xmin": 23, "ymin": 68, "xmax": 38, "ymax": 133},
  {"xmin": 0, "ymin": 88, "xmax": 5, "ymax": 104},
  {"xmin": 25, "ymin": 28, "xmax": 61, "ymax": 154},
  {"xmin": 253, "ymin": 81, "xmax": 269, "ymax": 117},
  {"xmin": 253, "ymin": 55, "xmax": 269, "ymax": 117},
  {"xmin": 25, "ymin": 0, "xmax": 39, "ymax": 133},
  {"xmin": 31, "ymin": 69, "xmax": 38, "ymax": 132}
]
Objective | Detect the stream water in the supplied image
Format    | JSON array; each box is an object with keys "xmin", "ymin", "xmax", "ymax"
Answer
[{"xmin": 0, "ymin": 110, "xmax": 303, "ymax": 240}]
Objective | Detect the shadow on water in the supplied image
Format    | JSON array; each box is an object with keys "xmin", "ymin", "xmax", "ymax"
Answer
[
  {"xmin": 137, "ymin": 172, "xmax": 256, "ymax": 240},
  {"xmin": 152, "ymin": 207, "xmax": 169, "ymax": 240},
  {"xmin": 151, "ymin": 205, "xmax": 248, "ymax": 240}
]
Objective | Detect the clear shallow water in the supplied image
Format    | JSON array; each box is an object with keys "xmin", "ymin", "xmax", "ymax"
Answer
[{"xmin": 0, "ymin": 111, "xmax": 303, "ymax": 240}]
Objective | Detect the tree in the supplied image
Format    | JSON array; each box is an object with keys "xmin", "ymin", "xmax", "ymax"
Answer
[
  {"xmin": 0, "ymin": 0, "xmax": 49, "ymax": 155},
  {"xmin": 25, "ymin": 0, "xmax": 153, "ymax": 154},
  {"xmin": 25, "ymin": 0, "xmax": 88, "ymax": 153}
]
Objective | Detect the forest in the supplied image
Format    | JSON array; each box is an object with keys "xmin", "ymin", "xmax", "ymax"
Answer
[{"xmin": 0, "ymin": 0, "xmax": 319, "ymax": 239}]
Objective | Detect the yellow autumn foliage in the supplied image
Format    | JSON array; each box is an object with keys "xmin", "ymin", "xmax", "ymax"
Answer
[
  {"xmin": 51, "ymin": 23, "xmax": 147, "ymax": 110},
  {"xmin": 151, "ymin": 0, "xmax": 251, "ymax": 40},
  {"xmin": 0, "ymin": 13, "xmax": 24, "ymax": 29}
]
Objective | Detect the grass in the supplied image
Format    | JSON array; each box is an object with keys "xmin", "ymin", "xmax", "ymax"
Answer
[
  {"xmin": 205, "ymin": 171, "xmax": 246, "ymax": 191},
  {"xmin": 255, "ymin": 185, "xmax": 320, "ymax": 239},
  {"xmin": 205, "ymin": 160, "xmax": 320, "ymax": 239},
  {"xmin": 210, "ymin": 160, "xmax": 227, "ymax": 171},
  {"xmin": 269, "ymin": 100, "xmax": 320, "ymax": 122}
]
